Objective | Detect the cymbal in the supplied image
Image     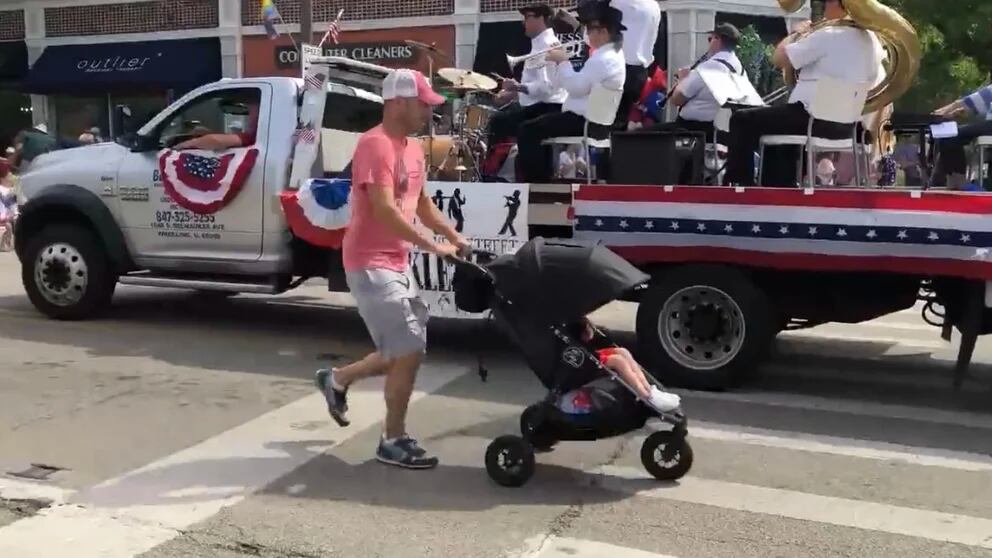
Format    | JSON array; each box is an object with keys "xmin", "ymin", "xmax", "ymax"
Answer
[{"xmin": 436, "ymin": 68, "xmax": 498, "ymax": 91}]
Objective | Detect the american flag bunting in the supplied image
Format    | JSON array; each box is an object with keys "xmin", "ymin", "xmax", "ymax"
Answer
[{"xmin": 573, "ymin": 185, "xmax": 992, "ymax": 281}]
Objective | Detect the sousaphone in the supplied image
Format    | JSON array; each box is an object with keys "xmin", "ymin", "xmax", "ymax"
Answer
[{"xmin": 777, "ymin": 0, "xmax": 921, "ymax": 114}]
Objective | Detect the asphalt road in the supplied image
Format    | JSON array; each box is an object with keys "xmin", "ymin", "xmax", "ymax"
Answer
[{"xmin": 1, "ymin": 250, "xmax": 992, "ymax": 558}]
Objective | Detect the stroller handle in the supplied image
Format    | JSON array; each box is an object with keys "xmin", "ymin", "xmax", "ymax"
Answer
[{"xmin": 444, "ymin": 249, "xmax": 497, "ymax": 279}]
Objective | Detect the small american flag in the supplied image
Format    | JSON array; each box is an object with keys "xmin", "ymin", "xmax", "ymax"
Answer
[
  {"xmin": 321, "ymin": 22, "xmax": 341, "ymax": 45},
  {"xmin": 319, "ymin": 9, "xmax": 343, "ymax": 46},
  {"xmin": 305, "ymin": 72, "xmax": 326, "ymax": 90},
  {"xmin": 295, "ymin": 126, "xmax": 318, "ymax": 145}
]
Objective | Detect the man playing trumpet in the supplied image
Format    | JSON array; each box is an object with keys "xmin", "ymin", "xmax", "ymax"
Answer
[
  {"xmin": 515, "ymin": 0, "xmax": 626, "ymax": 183},
  {"xmin": 487, "ymin": 3, "xmax": 568, "ymax": 148}
]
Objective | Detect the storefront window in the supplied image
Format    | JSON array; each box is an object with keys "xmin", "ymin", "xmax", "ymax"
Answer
[
  {"xmin": 54, "ymin": 92, "xmax": 171, "ymax": 143},
  {"xmin": 53, "ymin": 95, "xmax": 109, "ymax": 142}
]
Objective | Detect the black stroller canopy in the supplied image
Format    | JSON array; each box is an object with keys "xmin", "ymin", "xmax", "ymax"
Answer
[{"xmin": 486, "ymin": 238, "xmax": 650, "ymax": 323}]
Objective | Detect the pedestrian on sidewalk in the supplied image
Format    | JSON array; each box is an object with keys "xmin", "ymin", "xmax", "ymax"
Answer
[{"xmin": 315, "ymin": 68, "xmax": 470, "ymax": 469}]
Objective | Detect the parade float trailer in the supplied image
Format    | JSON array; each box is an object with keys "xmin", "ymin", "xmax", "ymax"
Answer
[{"xmin": 13, "ymin": 56, "xmax": 992, "ymax": 392}]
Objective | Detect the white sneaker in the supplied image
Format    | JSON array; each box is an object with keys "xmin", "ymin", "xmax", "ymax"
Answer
[{"xmin": 645, "ymin": 386, "xmax": 681, "ymax": 413}]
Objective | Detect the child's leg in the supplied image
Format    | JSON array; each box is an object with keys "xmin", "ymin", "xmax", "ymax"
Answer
[
  {"xmin": 611, "ymin": 348, "xmax": 654, "ymax": 395},
  {"xmin": 604, "ymin": 354, "xmax": 651, "ymax": 400},
  {"xmin": 607, "ymin": 352, "xmax": 682, "ymax": 412}
]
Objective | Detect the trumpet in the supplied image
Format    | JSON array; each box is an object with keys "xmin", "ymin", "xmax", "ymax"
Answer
[{"xmin": 505, "ymin": 40, "xmax": 584, "ymax": 70}]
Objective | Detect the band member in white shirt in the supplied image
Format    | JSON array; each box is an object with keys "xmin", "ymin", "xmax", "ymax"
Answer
[
  {"xmin": 589, "ymin": 0, "xmax": 660, "ymax": 130},
  {"xmin": 723, "ymin": 0, "xmax": 880, "ymax": 187},
  {"xmin": 515, "ymin": 1, "xmax": 626, "ymax": 183},
  {"xmin": 648, "ymin": 23, "xmax": 749, "ymax": 184},
  {"xmin": 488, "ymin": 3, "xmax": 569, "ymax": 146},
  {"xmin": 660, "ymin": 23, "xmax": 747, "ymax": 142}
]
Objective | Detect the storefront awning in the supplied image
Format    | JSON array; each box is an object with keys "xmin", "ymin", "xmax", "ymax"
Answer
[{"xmin": 22, "ymin": 37, "xmax": 221, "ymax": 95}]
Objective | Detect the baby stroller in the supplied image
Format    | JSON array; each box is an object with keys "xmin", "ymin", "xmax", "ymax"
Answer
[{"xmin": 451, "ymin": 238, "xmax": 692, "ymax": 487}]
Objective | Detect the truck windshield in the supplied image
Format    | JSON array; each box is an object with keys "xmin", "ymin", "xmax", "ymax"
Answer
[{"xmin": 322, "ymin": 93, "xmax": 383, "ymax": 134}]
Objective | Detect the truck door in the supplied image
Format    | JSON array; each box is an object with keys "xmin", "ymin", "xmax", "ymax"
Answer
[{"xmin": 116, "ymin": 84, "xmax": 271, "ymax": 265}]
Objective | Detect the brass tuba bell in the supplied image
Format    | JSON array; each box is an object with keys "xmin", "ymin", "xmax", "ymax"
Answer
[{"xmin": 777, "ymin": 0, "xmax": 921, "ymax": 113}]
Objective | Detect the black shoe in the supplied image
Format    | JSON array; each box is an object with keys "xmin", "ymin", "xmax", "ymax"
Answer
[
  {"xmin": 315, "ymin": 368, "xmax": 350, "ymax": 427},
  {"xmin": 375, "ymin": 436, "xmax": 438, "ymax": 469}
]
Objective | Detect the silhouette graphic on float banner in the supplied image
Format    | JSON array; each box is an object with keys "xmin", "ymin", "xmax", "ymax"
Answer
[
  {"xmin": 432, "ymin": 189, "xmax": 445, "ymax": 212},
  {"xmin": 499, "ymin": 189, "xmax": 521, "ymax": 236},
  {"xmin": 448, "ymin": 188, "xmax": 467, "ymax": 232}
]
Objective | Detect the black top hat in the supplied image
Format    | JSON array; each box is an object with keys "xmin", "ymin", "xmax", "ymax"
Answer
[
  {"xmin": 709, "ymin": 22, "xmax": 742, "ymax": 45},
  {"xmin": 518, "ymin": 3, "xmax": 554, "ymax": 19},
  {"xmin": 577, "ymin": 0, "xmax": 627, "ymax": 32}
]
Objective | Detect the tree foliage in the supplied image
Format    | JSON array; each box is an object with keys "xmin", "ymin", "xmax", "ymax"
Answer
[
  {"xmin": 882, "ymin": 0, "xmax": 990, "ymax": 111},
  {"xmin": 736, "ymin": 25, "xmax": 785, "ymax": 98}
]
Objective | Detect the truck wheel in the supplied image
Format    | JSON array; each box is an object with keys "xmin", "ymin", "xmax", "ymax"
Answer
[
  {"xmin": 22, "ymin": 224, "xmax": 116, "ymax": 320},
  {"xmin": 636, "ymin": 264, "xmax": 775, "ymax": 391}
]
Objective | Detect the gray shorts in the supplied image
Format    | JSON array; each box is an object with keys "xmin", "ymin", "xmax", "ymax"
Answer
[{"xmin": 346, "ymin": 268, "xmax": 429, "ymax": 359}]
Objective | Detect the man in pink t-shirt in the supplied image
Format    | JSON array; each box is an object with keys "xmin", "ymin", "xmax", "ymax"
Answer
[{"xmin": 315, "ymin": 69, "xmax": 468, "ymax": 469}]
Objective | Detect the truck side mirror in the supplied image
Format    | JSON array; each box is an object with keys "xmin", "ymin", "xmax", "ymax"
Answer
[
  {"xmin": 113, "ymin": 104, "xmax": 133, "ymax": 139},
  {"xmin": 130, "ymin": 133, "xmax": 160, "ymax": 153}
]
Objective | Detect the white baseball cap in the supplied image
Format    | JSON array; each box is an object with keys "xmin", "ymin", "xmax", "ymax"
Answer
[{"xmin": 382, "ymin": 68, "xmax": 445, "ymax": 106}]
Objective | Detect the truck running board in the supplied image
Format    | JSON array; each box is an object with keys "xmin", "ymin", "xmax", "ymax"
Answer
[{"xmin": 118, "ymin": 274, "xmax": 280, "ymax": 294}]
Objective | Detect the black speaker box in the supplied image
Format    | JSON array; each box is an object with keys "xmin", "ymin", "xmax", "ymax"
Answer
[{"xmin": 609, "ymin": 130, "xmax": 706, "ymax": 185}]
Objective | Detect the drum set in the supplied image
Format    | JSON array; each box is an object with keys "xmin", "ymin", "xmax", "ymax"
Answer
[
  {"xmin": 406, "ymin": 37, "xmax": 502, "ymax": 182},
  {"xmin": 418, "ymin": 67, "xmax": 501, "ymax": 182}
]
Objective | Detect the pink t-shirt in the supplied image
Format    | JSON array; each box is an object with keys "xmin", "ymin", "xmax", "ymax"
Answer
[{"xmin": 342, "ymin": 124, "xmax": 426, "ymax": 272}]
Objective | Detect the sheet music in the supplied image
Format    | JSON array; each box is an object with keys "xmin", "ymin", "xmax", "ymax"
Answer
[
  {"xmin": 697, "ymin": 66, "xmax": 765, "ymax": 108},
  {"xmin": 930, "ymin": 121, "xmax": 959, "ymax": 139}
]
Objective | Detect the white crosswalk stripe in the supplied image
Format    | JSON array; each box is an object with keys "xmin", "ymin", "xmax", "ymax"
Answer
[
  {"xmin": 515, "ymin": 535, "xmax": 678, "ymax": 557},
  {"xmin": 687, "ymin": 421, "xmax": 992, "ymax": 471},
  {"xmin": 591, "ymin": 466, "xmax": 992, "ymax": 549}
]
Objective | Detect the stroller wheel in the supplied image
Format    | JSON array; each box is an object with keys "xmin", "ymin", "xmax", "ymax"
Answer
[
  {"xmin": 485, "ymin": 435, "xmax": 535, "ymax": 487},
  {"xmin": 641, "ymin": 431, "xmax": 693, "ymax": 481}
]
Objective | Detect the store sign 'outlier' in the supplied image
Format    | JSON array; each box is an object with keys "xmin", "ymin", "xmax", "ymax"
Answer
[{"xmin": 75, "ymin": 52, "xmax": 163, "ymax": 73}]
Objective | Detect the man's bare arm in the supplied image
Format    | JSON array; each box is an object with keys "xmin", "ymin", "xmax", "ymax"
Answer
[
  {"xmin": 669, "ymin": 89, "xmax": 689, "ymax": 108},
  {"xmin": 367, "ymin": 183, "xmax": 445, "ymax": 253},
  {"xmin": 772, "ymin": 38, "xmax": 794, "ymax": 70},
  {"xmin": 174, "ymin": 133, "xmax": 243, "ymax": 151}
]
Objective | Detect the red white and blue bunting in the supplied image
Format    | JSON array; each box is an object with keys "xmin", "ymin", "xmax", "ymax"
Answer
[
  {"xmin": 158, "ymin": 147, "xmax": 259, "ymax": 214},
  {"xmin": 280, "ymin": 178, "xmax": 351, "ymax": 249}
]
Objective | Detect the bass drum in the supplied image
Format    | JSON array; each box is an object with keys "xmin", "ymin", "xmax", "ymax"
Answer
[{"xmin": 418, "ymin": 135, "xmax": 474, "ymax": 181}]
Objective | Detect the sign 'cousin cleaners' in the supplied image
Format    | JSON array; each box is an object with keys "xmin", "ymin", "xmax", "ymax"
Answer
[{"xmin": 275, "ymin": 42, "xmax": 414, "ymax": 69}]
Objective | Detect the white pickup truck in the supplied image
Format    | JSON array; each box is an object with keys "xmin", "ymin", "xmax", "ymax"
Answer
[{"xmin": 14, "ymin": 57, "xmax": 401, "ymax": 320}]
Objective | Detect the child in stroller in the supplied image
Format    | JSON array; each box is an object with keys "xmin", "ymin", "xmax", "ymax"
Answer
[
  {"xmin": 569, "ymin": 316, "xmax": 681, "ymax": 414},
  {"xmin": 452, "ymin": 238, "xmax": 693, "ymax": 487}
]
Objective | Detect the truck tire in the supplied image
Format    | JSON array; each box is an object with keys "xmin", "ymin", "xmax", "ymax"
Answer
[
  {"xmin": 635, "ymin": 264, "xmax": 775, "ymax": 391},
  {"xmin": 22, "ymin": 224, "xmax": 116, "ymax": 320}
]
